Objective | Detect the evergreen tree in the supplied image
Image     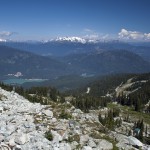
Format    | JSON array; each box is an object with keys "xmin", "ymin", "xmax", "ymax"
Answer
[{"xmin": 135, "ymin": 99, "xmax": 140, "ymax": 111}]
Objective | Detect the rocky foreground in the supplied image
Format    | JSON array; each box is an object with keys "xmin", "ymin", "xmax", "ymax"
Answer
[{"xmin": 0, "ymin": 87, "xmax": 150, "ymax": 150}]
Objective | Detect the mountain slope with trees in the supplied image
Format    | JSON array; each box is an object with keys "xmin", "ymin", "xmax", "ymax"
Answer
[{"xmin": 0, "ymin": 45, "xmax": 69, "ymax": 79}]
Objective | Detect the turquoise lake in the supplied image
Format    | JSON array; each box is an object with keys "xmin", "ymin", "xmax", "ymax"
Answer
[{"xmin": 3, "ymin": 79, "xmax": 48, "ymax": 85}]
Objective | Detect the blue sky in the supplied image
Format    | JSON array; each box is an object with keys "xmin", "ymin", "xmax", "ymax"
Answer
[{"xmin": 0, "ymin": 0, "xmax": 150, "ymax": 41}]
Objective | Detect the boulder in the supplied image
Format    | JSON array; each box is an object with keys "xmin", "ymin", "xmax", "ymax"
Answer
[
  {"xmin": 9, "ymin": 138, "xmax": 16, "ymax": 147},
  {"xmin": 82, "ymin": 146, "xmax": 93, "ymax": 150},
  {"xmin": 128, "ymin": 136, "xmax": 143, "ymax": 147},
  {"xmin": 51, "ymin": 117, "xmax": 57, "ymax": 123},
  {"xmin": 97, "ymin": 139, "xmax": 113, "ymax": 150},
  {"xmin": 51, "ymin": 130, "xmax": 63, "ymax": 143},
  {"xmin": 0, "ymin": 134, "xmax": 4, "ymax": 142},
  {"xmin": 14, "ymin": 134, "xmax": 29, "ymax": 145},
  {"xmin": 55, "ymin": 123, "xmax": 67, "ymax": 130},
  {"xmin": 42, "ymin": 109, "xmax": 53, "ymax": 118},
  {"xmin": 24, "ymin": 122, "xmax": 35, "ymax": 132},
  {"xmin": 80, "ymin": 135, "xmax": 89, "ymax": 145},
  {"xmin": 62, "ymin": 131, "xmax": 68, "ymax": 140},
  {"xmin": 14, "ymin": 145, "xmax": 22, "ymax": 150},
  {"xmin": 6, "ymin": 125, "xmax": 17, "ymax": 135},
  {"xmin": 88, "ymin": 139, "xmax": 97, "ymax": 148},
  {"xmin": 0, "ymin": 106, "xmax": 3, "ymax": 113},
  {"xmin": 59, "ymin": 143, "xmax": 71, "ymax": 150},
  {"xmin": 116, "ymin": 139, "xmax": 134, "ymax": 150},
  {"xmin": 0, "ymin": 143, "xmax": 11, "ymax": 150},
  {"xmin": 70, "ymin": 141, "xmax": 78, "ymax": 149}
]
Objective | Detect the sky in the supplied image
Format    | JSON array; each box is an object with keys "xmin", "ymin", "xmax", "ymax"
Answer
[{"xmin": 0, "ymin": 0, "xmax": 150, "ymax": 41}]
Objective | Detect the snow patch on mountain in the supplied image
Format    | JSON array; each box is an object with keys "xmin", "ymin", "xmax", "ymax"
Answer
[
  {"xmin": 0, "ymin": 38, "xmax": 6, "ymax": 42},
  {"xmin": 55, "ymin": 36, "xmax": 87, "ymax": 44}
]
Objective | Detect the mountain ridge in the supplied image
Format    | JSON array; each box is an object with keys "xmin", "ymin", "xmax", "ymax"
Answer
[{"xmin": 0, "ymin": 45, "xmax": 150, "ymax": 81}]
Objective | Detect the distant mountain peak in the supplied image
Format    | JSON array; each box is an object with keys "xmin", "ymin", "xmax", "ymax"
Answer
[
  {"xmin": 55, "ymin": 36, "xmax": 87, "ymax": 44},
  {"xmin": 0, "ymin": 38, "xmax": 6, "ymax": 42}
]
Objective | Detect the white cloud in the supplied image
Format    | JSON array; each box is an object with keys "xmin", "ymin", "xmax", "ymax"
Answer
[
  {"xmin": 83, "ymin": 28, "xmax": 99, "ymax": 41},
  {"xmin": 118, "ymin": 29, "xmax": 150, "ymax": 41},
  {"xmin": 84, "ymin": 28, "xmax": 94, "ymax": 33},
  {"xmin": 84, "ymin": 34, "xmax": 99, "ymax": 39},
  {"xmin": 144, "ymin": 33, "xmax": 150, "ymax": 39},
  {"xmin": 102, "ymin": 34, "xmax": 109, "ymax": 39},
  {"xmin": 0, "ymin": 31, "xmax": 16, "ymax": 37},
  {"xmin": 83, "ymin": 28, "xmax": 112, "ymax": 41}
]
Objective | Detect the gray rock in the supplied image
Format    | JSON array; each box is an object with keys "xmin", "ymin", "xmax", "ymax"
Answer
[
  {"xmin": 55, "ymin": 123, "xmax": 67, "ymax": 130},
  {"xmin": 51, "ymin": 130, "xmax": 63, "ymax": 143},
  {"xmin": 82, "ymin": 146, "xmax": 93, "ymax": 150},
  {"xmin": 14, "ymin": 134, "xmax": 29, "ymax": 145},
  {"xmin": 6, "ymin": 125, "xmax": 17, "ymax": 135},
  {"xmin": 88, "ymin": 139, "xmax": 97, "ymax": 148},
  {"xmin": 14, "ymin": 145, "xmax": 22, "ymax": 150},
  {"xmin": 0, "ymin": 134, "xmax": 5, "ymax": 142},
  {"xmin": 59, "ymin": 143, "xmax": 71, "ymax": 150},
  {"xmin": 0, "ymin": 106, "xmax": 3, "ymax": 113},
  {"xmin": 42, "ymin": 109, "xmax": 53, "ymax": 118},
  {"xmin": 116, "ymin": 139, "xmax": 134, "ymax": 150},
  {"xmin": 70, "ymin": 141, "xmax": 78, "ymax": 149},
  {"xmin": 0, "ymin": 143, "xmax": 11, "ymax": 150},
  {"xmin": 80, "ymin": 135, "xmax": 89, "ymax": 146},
  {"xmin": 51, "ymin": 117, "xmax": 57, "ymax": 123},
  {"xmin": 97, "ymin": 139, "xmax": 113, "ymax": 150},
  {"xmin": 9, "ymin": 138, "xmax": 16, "ymax": 147}
]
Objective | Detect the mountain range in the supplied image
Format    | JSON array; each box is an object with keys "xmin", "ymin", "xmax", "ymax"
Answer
[
  {"xmin": 0, "ymin": 39, "xmax": 150, "ymax": 63},
  {"xmin": 62, "ymin": 50, "xmax": 150, "ymax": 75},
  {"xmin": 0, "ymin": 40, "xmax": 150, "ymax": 84},
  {"xmin": 0, "ymin": 45, "xmax": 69, "ymax": 79}
]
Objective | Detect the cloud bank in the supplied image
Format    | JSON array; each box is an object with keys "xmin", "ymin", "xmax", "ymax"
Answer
[
  {"xmin": 118, "ymin": 29, "xmax": 150, "ymax": 41},
  {"xmin": 0, "ymin": 31, "xmax": 14, "ymax": 37},
  {"xmin": 83, "ymin": 28, "xmax": 110, "ymax": 41}
]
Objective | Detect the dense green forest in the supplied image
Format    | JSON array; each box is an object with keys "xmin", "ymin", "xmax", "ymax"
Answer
[
  {"xmin": 71, "ymin": 74, "xmax": 135, "ymax": 97},
  {"xmin": 116, "ymin": 80, "xmax": 150, "ymax": 112},
  {"xmin": 114, "ymin": 73, "xmax": 150, "ymax": 112},
  {"xmin": 0, "ymin": 82, "xmax": 65, "ymax": 105},
  {"xmin": 0, "ymin": 73, "xmax": 150, "ymax": 113}
]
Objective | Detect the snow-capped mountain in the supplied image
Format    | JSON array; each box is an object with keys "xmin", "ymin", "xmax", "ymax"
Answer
[
  {"xmin": 55, "ymin": 36, "xmax": 87, "ymax": 44},
  {"xmin": 0, "ymin": 38, "xmax": 6, "ymax": 42}
]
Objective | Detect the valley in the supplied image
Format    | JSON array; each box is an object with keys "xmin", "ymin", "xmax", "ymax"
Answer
[
  {"xmin": 0, "ymin": 39, "xmax": 150, "ymax": 150},
  {"xmin": 1, "ymin": 1, "xmax": 150, "ymax": 149}
]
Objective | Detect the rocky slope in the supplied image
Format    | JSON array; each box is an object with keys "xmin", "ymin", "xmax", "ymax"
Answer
[{"xmin": 0, "ymin": 87, "xmax": 149, "ymax": 150}]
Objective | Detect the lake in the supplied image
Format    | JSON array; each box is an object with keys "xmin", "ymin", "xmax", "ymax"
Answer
[{"xmin": 3, "ymin": 78, "xmax": 48, "ymax": 85}]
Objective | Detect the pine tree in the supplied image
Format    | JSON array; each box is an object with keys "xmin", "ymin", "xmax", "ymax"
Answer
[
  {"xmin": 145, "ymin": 125, "xmax": 148, "ymax": 137},
  {"xmin": 135, "ymin": 99, "xmax": 140, "ymax": 111},
  {"xmin": 138, "ymin": 129, "xmax": 143, "ymax": 142},
  {"xmin": 128, "ymin": 130, "xmax": 132, "ymax": 136}
]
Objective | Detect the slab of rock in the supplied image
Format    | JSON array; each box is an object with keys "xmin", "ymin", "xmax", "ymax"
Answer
[
  {"xmin": 88, "ymin": 139, "xmax": 97, "ymax": 148},
  {"xmin": 82, "ymin": 146, "xmax": 93, "ymax": 150},
  {"xmin": 80, "ymin": 135, "xmax": 89, "ymax": 146},
  {"xmin": 14, "ymin": 145, "xmax": 22, "ymax": 150},
  {"xmin": 55, "ymin": 123, "xmax": 67, "ymax": 130},
  {"xmin": 51, "ymin": 117, "xmax": 57, "ymax": 123},
  {"xmin": 59, "ymin": 143, "xmax": 71, "ymax": 150},
  {"xmin": 0, "ymin": 143, "xmax": 11, "ymax": 150},
  {"xmin": 9, "ymin": 138, "xmax": 16, "ymax": 147},
  {"xmin": 97, "ymin": 139, "xmax": 113, "ymax": 150},
  {"xmin": 51, "ymin": 130, "xmax": 63, "ymax": 143},
  {"xmin": 42, "ymin": 109, "xmax": 53, "ymax": 118},
  {"xmin": 6, "ymin": 124, "xmax": 17, "ymax": 135},
  {"xmin": 70, "ymin": 141, "xmax": 79, "ymax": 149},
  {"xmin": 116, "ymin": 139, "xmax": 134, "ymax": 150},
  {"xmin": 14, "ymin": 134, "xmax": 29, "ymax": 145},
  {"xmin": 0, "ymin": 134, "xmax": 4, "ymax": 142}
]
